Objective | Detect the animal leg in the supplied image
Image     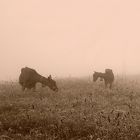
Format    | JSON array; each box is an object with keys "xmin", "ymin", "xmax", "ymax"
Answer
[
  {"xmin": 109, "ymin": 83, "xmax": 112, "ymax": 89},
  {"xmin": 42, "ymin": 84, "xmax": 45, "ymax": 87},
  {"xmin": 21, "ymin": 86, "xmax": 25, "ymax": 91},
  {"xmin": 31, "ymin": 84, "xmax": 36, "ymax": 92},
  {"xmin": 105, "ymin": 82, "xmax": 108, "ymax": 88}
]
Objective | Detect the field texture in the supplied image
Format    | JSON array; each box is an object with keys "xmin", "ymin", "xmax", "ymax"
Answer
[{"xmin": 0, "ymin": 77, "xmax": 140, "ymax": 140}]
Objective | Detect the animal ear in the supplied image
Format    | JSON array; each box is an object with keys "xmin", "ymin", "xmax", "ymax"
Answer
[{"xmin": 48, "ymin": 75, "xmax": 52, "ymax": 79}]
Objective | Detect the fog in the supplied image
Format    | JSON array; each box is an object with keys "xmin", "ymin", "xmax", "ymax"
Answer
[{"xmin": 0, "ymin": 0, "xmax": 140, "ymax": 80}]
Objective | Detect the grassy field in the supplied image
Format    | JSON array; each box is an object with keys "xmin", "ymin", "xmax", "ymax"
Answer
[{"xmin": 0, "ymin": 76, "xmax": 140, "ymax": 139}]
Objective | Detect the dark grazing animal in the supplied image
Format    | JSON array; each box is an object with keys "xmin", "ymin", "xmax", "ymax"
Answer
[
  {"xmin": 19, "ymin": 67, "xmax": 58, "ymax": 91},
  {"xmin": 93, "ymin": 69, "xmax": 114, "ymax": 89}
]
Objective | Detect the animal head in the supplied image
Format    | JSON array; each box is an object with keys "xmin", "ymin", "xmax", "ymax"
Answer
[
  {"xmin": 48, "ymin": 75, "xmax": 58, "ymax": 92},
  {"xmin": 41, "ymin": 75, "xmax": 58, "ymax": 92}
]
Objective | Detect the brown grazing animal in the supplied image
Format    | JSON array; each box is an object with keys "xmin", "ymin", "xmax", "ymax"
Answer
[
  {"xmin": 93, "ymin": 69, "xmax": 114, "ymax": 89},
  {"xmin": 19, "ymin": 67, "xmax": 58, "ymax": 91}
]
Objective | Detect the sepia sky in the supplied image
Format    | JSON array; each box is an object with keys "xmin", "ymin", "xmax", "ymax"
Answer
[{"xmin": 0, "ymin": 0, "xmax": 140, "ymax": 80}]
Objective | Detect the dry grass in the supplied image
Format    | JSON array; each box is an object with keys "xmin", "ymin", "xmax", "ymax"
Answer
[{"xmin": 0, "ymin": 77, "xmax": 140, "ymax": 139}]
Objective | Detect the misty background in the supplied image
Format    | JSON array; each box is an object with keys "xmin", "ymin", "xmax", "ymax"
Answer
[{"xmin": 0, "ymin": 0, "xmax": 140, "ymax": 80}]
